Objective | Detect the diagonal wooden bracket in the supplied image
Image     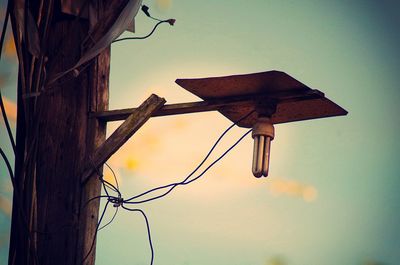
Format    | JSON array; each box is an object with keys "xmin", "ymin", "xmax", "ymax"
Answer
[{"xmin": 81, "ymin": 94, "xmax": 166, "ymax": 184}]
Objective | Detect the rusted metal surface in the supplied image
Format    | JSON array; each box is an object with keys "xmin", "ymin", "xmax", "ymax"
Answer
[
  {"xmin": 175, "ymin": 70, "xmax": 348, "ymax": 127},
  {"xmin": 219, "ymin": 97, "xmax": 347, "ymax": 127},
  {"xmin": 175, "ymin": 71, "xmax": 309, "ymax": 98}
]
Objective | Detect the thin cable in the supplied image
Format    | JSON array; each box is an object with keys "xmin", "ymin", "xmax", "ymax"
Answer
[
  {"xmin": 82, "ymin": 175, "xmax": 121, "ymax": 234},
  {"xmin": 148, "ymin": 15, "xmax": 163, "ymax": 22},
  {"xmin": 83, "ymin": 111, "xmax": 254, "ymax": 265},
  {"xmin": 140, "ymin": 4, "xmax": 164, "ymax": 22},
  {"xmin": 186, "ymin": 129, "xmax": 252, "ymax": 185},
  {"xmin": 0, "ymin": 91, "xmax": 17, "ymax": 155},
  {"xmin": 105, "ymin": 162, "xmax": 119, "ymax": 191},
  {"xmin": 124, "ymin": 110, "xmax": 255, "ymax": 203},
  {"xmin": 121, "ymin": 205, "xmax": 154, "ymax": 265},
  {"xmin": 1, "ymin": 148, "xmax": 41, "ymax": 265},
  {"xmin": 140, "ymin": 4, "xmax": 162, "ymax": 22},
  {"xmin": 83, "ymin": 195, "xmax": 111, "ymax": 209},
  {"xmin": 98, "ymin": 206, "xmax": 118, "ymax": 231},
  {"xmin": 101, "ymin": 178, "xmax": 111, "ymax": 198},
  {"xmin": 125, "ymin": 128, "xmax": 252, "ymax": 204},
  {"xmin": 112, "ymin": 20, "xmax": 171, "ymax": 43},
  {"xmin": 0, "ymin": 0, "xmax": 16, "ymax": 155},
  {"xmin": 0, "ymin": 147, "xmax": 14, "ymax": 185},
  {"xmin": 102, "ymin": 178, "xmax": 119, "ymax": 195},
  {"xmin": 90, "ymin": 158, "xmax": 120, "ymax": 196},
  {"xmin": 81, "ymin": 200, "xmax": 110, "ymax": 265},
  {"xmin": 99, "ymin": 167, "xmax": 120, "ymax": 199},
  {"xmin": 84, "ymin": 165, "xmax": 154, "ymax": 264},
  {"xmin": 81, "ymin": 162, "xmax": 123, "ymax": 253},
  {"xmin": 81, "ymin": 163, "xmax": 122, "ymax": 255},
  {"xmin": 0, "ymin": 1, "xmax": 10, "ymax": 59}
]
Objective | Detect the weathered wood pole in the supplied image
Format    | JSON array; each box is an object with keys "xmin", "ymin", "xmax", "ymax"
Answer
[{"xmin": 8, "ymin": 2, "xmax": 110, "ymax": 265}]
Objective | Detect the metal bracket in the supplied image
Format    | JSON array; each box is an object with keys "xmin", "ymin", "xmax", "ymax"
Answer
[{"xmin": 90, "ymin": 89, "xmax": 323, "ymax": 122}]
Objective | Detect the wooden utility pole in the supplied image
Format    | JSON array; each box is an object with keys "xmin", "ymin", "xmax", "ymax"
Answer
[{"xmin": 7, "ymin": 1, "xmax": 146, "ymax": 264}]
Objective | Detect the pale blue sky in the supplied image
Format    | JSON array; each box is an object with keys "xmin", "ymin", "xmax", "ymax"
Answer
[{"xmin": 1, "ymin": 1, "xmax": 400, "ymax": 265}]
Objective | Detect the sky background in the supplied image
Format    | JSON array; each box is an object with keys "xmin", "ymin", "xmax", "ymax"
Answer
[{"xmin": 1, "ymin": 0, "xmax": 400, "ymax": 265}]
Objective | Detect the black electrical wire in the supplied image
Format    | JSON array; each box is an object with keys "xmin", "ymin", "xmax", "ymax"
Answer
[
  {"xmin": 102, "ymin": 179, "xmax": 119, "ymax": 196},
  {"xmin": 1, "ymin": 146, "xmax": 41, "ymax": 265},
  {"xmin": 98, "ymin": 206, "xmax": 118, "ymax": 231},
  {"xmin": 112, "ymin": 20, "xmax": 172, "ymax": 43},
  {"xmin": 0, "ymin": 91, "xmax": 15, "ymax": 154},
  {"xmin": 84, "ymin": 127, "xmax": 252, "ymax": 264},
  {"xmin": 124, "ymin": 110, "xmax": 255, "ymax": 203},
  {"xmin": 81, "ymin": 200, "xmax": 110, "ymax": 265},
  {"xmin": 112, "ymin": 4, "xmax": 176, "ymax": 43},
  {"xmin": 182, "ymin": 129, "xmax": 253, "ymax": 186},
  {"xmin": 86, "ymin": 162, "xmax": 122, "ymax": 232},
  {"xmin": 0, "ymin": 0, "xmax": 16, "ymax": 155},
  {"xmin": 0, "ymin": 14, "xmax": 35, "ymax": 261},
  {"xmin": 0, "ymin": 2, "xmax": 10, "ymax": 57},
  {"xmin": 141, "ymin": 4, "xmax": 163, "ymax": 23},
  {"xmin": 85, "ymin": 110, "xmax": 255, "ymax": 265},
  {"xmin": 101, "ymin": 162, "xmax": 120, "ymax": 199},
  {"xmin": 81, "ymin": 162, "xmax": 123, "ymax": 262},
  {"xmin": 105, "ymin": 162, "xmax": 119, "ymax": 191},
  {"xmin": 0, "ymin": 147, "xmax": 14, "ymax": 184},
  {"xmin": 90, "ymin": 158, "xmax": 121, "ymax": 197},
  {"xmin": 112, "ymin": 4, "xmax": 175, "ymax": 43},
  {"xmin": 101, "ymin": 176, "xmax": 111, "ymax": 198},
  {"xmin": 148, "ymin": 15, "xmax": 163, "ymax": 22},
  {"xmin": 121, "ymin": 205, "xmax": 154, "ymax": 265},
  {"xmin": 83, "ymin": 195, "xmax": 112, "ymax": 209},
  {"xmin": 124, "ymin": 128, "xmax": 253, "ymax": 204}
]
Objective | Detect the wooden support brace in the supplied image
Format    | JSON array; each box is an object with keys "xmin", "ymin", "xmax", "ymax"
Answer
[{"xmin": 81, "ymin": 94, "xmax": 166, "ymax": 184}]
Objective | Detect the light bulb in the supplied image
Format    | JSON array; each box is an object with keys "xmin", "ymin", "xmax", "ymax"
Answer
[{"xmin": 252, "ymin": 117, "xmax": 274, "ymax": 178}]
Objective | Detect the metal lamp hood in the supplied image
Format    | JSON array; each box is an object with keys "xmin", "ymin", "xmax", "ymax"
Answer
[{"xmin": 174, "ymin": 70, "xmax": 348, "ymax": 178}]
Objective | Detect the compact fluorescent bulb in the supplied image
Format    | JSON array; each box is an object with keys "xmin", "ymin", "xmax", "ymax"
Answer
[{"xmin": 251, "ymin": 117, "xmax": 275, "ymax": 178}]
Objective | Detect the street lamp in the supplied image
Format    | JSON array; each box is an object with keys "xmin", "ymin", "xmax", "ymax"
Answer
[
  {"xmin": 87, "ymin": 70, "xmax": 347, "ymax": 182},
  {"xmin": 79, "ymin": 70, "xmax": 348, "ymax": 265},
  {"xmin": 252, "ymin": 116, "xmax": 274, "ymax": 177},
  {"xmin": 175, "ymin": 70, "xmax": 347, "ymax": 177}
]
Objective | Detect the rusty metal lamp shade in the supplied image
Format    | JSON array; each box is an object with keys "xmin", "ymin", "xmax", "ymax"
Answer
[{"xmin": 175, "ymin": 70, "xmax": 347, "ymax": 178}]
